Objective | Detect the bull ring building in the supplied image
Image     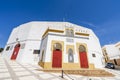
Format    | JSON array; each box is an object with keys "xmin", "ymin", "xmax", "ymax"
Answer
[{"xmin": 2, "ymin": 21, "xmax": 103, "ymax": 69}]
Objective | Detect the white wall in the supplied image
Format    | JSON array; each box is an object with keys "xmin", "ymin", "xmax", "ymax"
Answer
[
  {"xmin": 39, "ymin": 36, "xmax": 48, "ymax": 62},
  {"xmin": 2, "ymin": 43, "xmax": 15, "ymax": 59},
  {"xmin": 105, "ymin": 45, "xmax": 120, "ymax": 59},
  {"xmin": 7, "ymin": 23, "xmax": 32, "ymax": 44},
  {"xmin": 17, "ymin": 40, "xmax": 41, "ymax": 64},
  {"xmin": 27, "ymin": 22, "xmax": 48, "ymax": 40},
  {"xmin": 88, "ymin": 31, "xmax": 103, "ymax": 68},
  {"xmin": 115, "ymin": 42, "xmax": 120, "ymax": 55}
]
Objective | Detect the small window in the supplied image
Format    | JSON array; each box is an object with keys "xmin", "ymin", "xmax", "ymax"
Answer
[
  {"xmin": 33, "ymin": 50, "xmax": 40, "ymax": 54},
  {"xmin": 92, "ymin": 54, "xmax": 96, "ymax": 57},
  {"xmin": 68, "ymin": 48, "xmax": 74, "ymax": 63},
  {"xmin": 21, "ymin": 43, "xmax": 25, "ymax": 49},
  {"xmin": 6, "ymin": 46, "xmax": 10, "ymax": 51},
  {"xmin": 68, "ymin": 53, "xmax": 74, "ymax": 63}
]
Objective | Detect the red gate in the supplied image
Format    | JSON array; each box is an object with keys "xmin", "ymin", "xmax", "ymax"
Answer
[
  {"xmin": 79, "ymin": 52, "xmax": 89, "ymax": 68},
  {"xmin": 52, "ymin": 50, "xmax": 62, "ymax": 68},
  {"xmin": 11, "ymin": 44, "xmax": 20, "ymax": 60}
]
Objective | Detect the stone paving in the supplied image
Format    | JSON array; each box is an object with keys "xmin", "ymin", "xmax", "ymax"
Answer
[{"xmin": 0, "ymin": 55, "xmax": 120, "ymax": 80}]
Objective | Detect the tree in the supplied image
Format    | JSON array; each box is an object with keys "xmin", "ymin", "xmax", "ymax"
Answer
[{"xmin": 0, "ymin": 48, "xmax": 4, "ymax": 53}]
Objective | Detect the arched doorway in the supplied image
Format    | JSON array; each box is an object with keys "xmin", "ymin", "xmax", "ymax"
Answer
[
  {"xmin": 11, "ymin": 43, "xmax": 21, "ymax": 60},
  {"xmin": 79, "ymin": 45, "xmax": 89, "ymax": 68},
  {"xmin": 68, "ymin": 48, "xmax": 74, "ymax": 63},
  {"xmin": 52, "ymin": 43, "xmax": 62, "ymax": 68}
]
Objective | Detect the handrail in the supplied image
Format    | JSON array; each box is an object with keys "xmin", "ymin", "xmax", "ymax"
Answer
[{"xmin": 61, "ymin": 70, "xmax": 74, "ymax": 80}]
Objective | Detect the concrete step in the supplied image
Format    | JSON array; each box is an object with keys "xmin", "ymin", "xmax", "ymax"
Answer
[{"xmin": 43, "ymin": 69, "xmax": 114, "ymax": 77}]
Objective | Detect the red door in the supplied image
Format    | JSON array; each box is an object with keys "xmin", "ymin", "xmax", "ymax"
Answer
[
  {"xmin": 52, "ymin": 50, "xmax": 62, "ymax": 68},
  {"xmin": 79, "ymin": 52, "xmax": 89, "ymax": 68},
  {"xmin": 11, "ymin": 44, "xmax": 20, "ymax": 60}
]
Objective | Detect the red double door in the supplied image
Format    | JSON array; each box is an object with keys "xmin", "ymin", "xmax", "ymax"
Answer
[
  {"xmin": 52, "ymin": 50, "xmax": 62, "ymax": 68},
  {"xmin": 11, "ymin": 44, "xmax": 20, "ymax": 60},
  {"xmin": 79, "ymin": 52, "xmax": 89, "ymax": 68}
]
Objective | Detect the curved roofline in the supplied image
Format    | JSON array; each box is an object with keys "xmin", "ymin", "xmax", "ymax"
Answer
[{"xmin": 15, "ymin": 21, "xmax": 90, "ymax": 29}]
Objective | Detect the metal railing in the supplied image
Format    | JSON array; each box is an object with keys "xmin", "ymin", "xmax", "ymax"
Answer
[{"xmin": 61, "ymin": 70, "xmax": 74, "ymax": 80}]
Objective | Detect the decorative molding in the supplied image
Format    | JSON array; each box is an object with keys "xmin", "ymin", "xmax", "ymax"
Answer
[
  {"xmin": 42, "ymin": 33, "xmax": 89, "ymax": 40},
  {"xmin": 75, "ymin": 32, "xmax": 89, "ymax": 36},
  {"xmin": 76, "ymin": 43, "xmax": 89, "ymax": 68},
  {"xmin": 42, "ymin": 28, "xmax": 64, "ymax": 38},
  {"xmin": 51, "ymin": 40, "xmax": 64, "ymax": 51}
]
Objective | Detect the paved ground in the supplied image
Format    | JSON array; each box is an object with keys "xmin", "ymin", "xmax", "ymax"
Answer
[{"xmin": 0, "ymin": 55, "xmax": 120, "ymax": 80}]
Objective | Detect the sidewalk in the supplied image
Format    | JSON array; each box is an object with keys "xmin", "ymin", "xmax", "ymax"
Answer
[{"xmin": 0, "ymin": 55, "xmax": 120, "ymax": 80}]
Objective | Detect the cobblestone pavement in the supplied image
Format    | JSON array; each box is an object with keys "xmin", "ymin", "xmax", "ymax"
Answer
[{"xmin": 0, "ymin": 55, "xmax": 120, "ymax": 80}]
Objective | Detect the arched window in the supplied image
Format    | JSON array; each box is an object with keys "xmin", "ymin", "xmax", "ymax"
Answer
[
  {"xmin": 53, "ymin": 43, "xmax": 62, "ymax": 51},
  {"xmin": 79, "ymin": 45, "xmax": 86, "ymax": 52},
  {"xmin": 15, "ymin": 43, "xmax": 21, "ymax": 48},
  {"xmin": 68, "ymin": 48, "xmax": 74, "ymax": 63}
]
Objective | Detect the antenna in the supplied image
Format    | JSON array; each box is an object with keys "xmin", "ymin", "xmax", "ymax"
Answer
[
  {"xmin": 63, "ymin": 13, "xmax": 67, "ymax": 27},
  {"xmin": 63, "ymin": 18, "xmax": 67, "ymax": 27}
]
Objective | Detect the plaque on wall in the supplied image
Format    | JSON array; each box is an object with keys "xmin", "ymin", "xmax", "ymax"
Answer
[{"xmin": 66, "ymin": 38, "xmax": 74, "ymax": 43}]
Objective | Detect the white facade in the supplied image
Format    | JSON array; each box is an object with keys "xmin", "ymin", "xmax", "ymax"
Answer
[
  {"xmin": 3, "ymin": 21, "xmax": 103, "ymax": 69},
  {"xmin": 115, "ymin": 42, "xmax": 120, "ymax": 54},
  {"xmin": 3, "ymin": 22, "xmax": 48, "ymax": 64},
  {"xmin": 102, "ymin": 42, "xmax": 120, "ymax": 65},
  {"xmin": 38, "ymin": 22, "xmax": 103, "ymax": 69},
  {"xmin": 102, "ymin": 43, "xmax": 120, "ymax": 60}
]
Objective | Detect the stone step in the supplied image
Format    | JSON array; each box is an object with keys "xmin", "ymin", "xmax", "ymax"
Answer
[{"xmin": 42, "ymin": 69, "xmax": 114, "ymax": 77}]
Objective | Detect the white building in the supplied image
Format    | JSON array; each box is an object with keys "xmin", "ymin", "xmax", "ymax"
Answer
[
  {"xmin": 115, "ymin": 42, "xmax": 120, "ymax": 53},
  {"xmin": 102, "ymin": 42, "xmax": 120, "ymax": 65},
  {"xmin": 3, "ymin": 21, "xmax": 103, "ymax": 69}
]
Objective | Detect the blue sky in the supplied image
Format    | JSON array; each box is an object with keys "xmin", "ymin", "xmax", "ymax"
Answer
[{"xmin": 0, "ymin": 0, "xmax": 120, "ymax": 48}]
